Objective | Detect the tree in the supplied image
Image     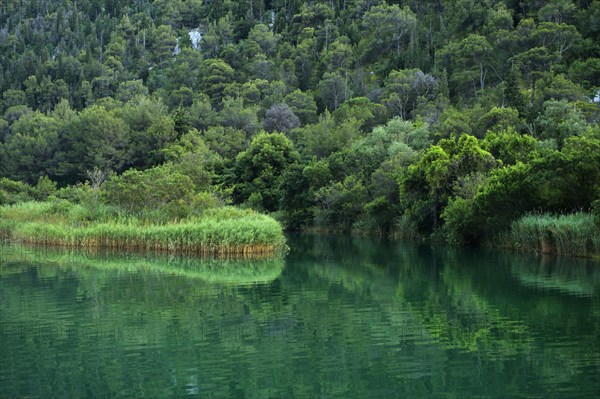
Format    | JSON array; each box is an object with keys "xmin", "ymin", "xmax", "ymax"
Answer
[
  {"xmin": 511, "ymin": 47, "xmax": 560, "ymax": 105},
  {"xmin": 538, "ymin": 0, "xmax": 577, "ymax": 24},
  {"xmin": 233, "ymin": 132, "xmax": 300, "ymax": 211},
  {"xmin": 400, "ymin": 145, "xmax": 452, "ymax": 233},
  {"xmin": 477, "ymin": 107, "xmax": 522, "ymax": 136},
  {"xmin": 149, "ymin": 24, "xmax": 177, "ymax": 67},
  {"xmin": 314, "ymin": 175, "xmax": 368, "ymax": 230},
  {"xmin": 113, "ymin": 96, "xmax": 174, "ymax": 168},
  {"xmin": 481, "ymin": 129, "xmax": 537, "ymax": 165},
  {"xmin": 188, "ymin": 94, "xmax": 219, "ymax": 131},
  {"xmin": 199, "ymin": 59, "xmax": 235, "ymax": 108},
  {"xmin": 322, "ymin": 36, "xmax": 354, "ymax": 73},
  {"xmin": 293, "ymin": 112, "xmax": 361, "ymax": 159},
  {"xmin": 504, "ymin": 66, "xmax": 526, "ymax": 112},
  {"xmin": 535, "ymin": 99, "xmax": 587, "ymax": 149},
  {"xmin": 540, "ymin": 74, "xmax": 586, "ymax": 103},
  {"xmin": 359, "ymin": 4, "xmax": 417, "ymax": 66},
  {"xmin": 247, "ymin": 23, "xmax": 281, "ymax": 56},
  {"xmin": 317, "ymin": 71, "xmax": 351, "ymax": 110},
  {"xmin": 199, "ymin": 126, "xmax": 247, "ymax": 159},
  {"xmin": 284, "ymin": 89, "xmax": 317, "ymax": 125},
  {"xmin": 1, "ymin": 89, "xmax": 26, "ymax": 111},
  {"xmin": 293, "ymin": 27, "xmax": 318, "ymax": 90},
  {"xmin": 332, "ymin": 97, "xmax": 387, "ymax": 133},
  {"xmin": 219, "ymin": 97, "xmax": 260, "ymax": 136},
  {"xmin": 57, "ymin": 105, "xmax": 131, "ymax": 185},
  {"xmin": 382, "ymin": 69, "xmax": 438, "ymax": 119},
  {"xmin": 1, "ymin": 111, "xmax": 61, "ymax": 184},
  {"xmin": 263, "ymin": 103, "xmax": 300, "ymax": 133},
  {"xmin": 533, "ymin": 22, "xmax": 580, "ymax": 56},
  {"xmin": 399, "ymin": 134, "xmax": 496, "ymax": 235},
  {"xmin": 162, "ymin": 129, "xmax": 223, "ymax": 191},
  {"xmin": 438, "ymin": 34, "xmax": 493, "ymax": 98}
]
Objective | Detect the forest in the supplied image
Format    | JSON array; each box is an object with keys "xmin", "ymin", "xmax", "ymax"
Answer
[{"xmin": 0, "ymin": 0, "xmax": 599, "ymax": 253}]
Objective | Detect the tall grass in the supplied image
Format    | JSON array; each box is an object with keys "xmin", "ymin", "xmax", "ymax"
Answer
[
  {"xmin": 497, "ymin": 213, "xmax": 600, "ymax": 258},
  {"xmin": 0, "ymin": 201, "xmax": 287, "ymax": 256}
]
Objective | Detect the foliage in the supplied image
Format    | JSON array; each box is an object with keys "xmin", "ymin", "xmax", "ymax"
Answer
[
  {"xmin": 233, "ymin": 132, "xmax": 300, "ymax": 212},
  {"xmin": 0, "ymin": 0, "xmax": 599, "ymax": 253}
]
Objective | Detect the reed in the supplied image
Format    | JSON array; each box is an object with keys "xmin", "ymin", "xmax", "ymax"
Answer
[
  {"xmin": 497, "ymin": 213, "xmax": 600, "ymax": 258},
  {"xmin": 0, "ymin": 201, "xmax": 287, "ymax": 256}
]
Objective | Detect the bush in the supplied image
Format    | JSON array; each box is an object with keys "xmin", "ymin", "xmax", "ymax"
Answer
[
  {"xmin": 441, "ymin": 197, "xmax": 478, "ymax": 245},
  {"xmin": 0, "ymin": 178, "xmax": 33, "ymax": 205}
]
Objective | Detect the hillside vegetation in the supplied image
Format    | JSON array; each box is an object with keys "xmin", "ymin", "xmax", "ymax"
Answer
[{"xmin": 0, "ymin": 0, "xmax": 599, "ymax": 253}]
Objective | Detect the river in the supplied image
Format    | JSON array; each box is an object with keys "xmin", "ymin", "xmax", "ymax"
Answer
[{"xmin": 1, "ymin": 235, "xmax": 599, "ymax": 398}]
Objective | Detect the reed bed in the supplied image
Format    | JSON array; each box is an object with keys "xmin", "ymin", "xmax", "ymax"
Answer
[
  {"xmin": 498, "ymin": 213, "xmax": 600, "ymax": 258},
  {"xmin": 1, "ymin": 201, "xmax": 287, "ymax": 256}
]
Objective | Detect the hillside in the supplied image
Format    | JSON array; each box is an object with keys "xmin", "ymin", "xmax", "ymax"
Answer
[{"xmin": 1, "ymin": 0, "xmax": 599, "ymax": 247}]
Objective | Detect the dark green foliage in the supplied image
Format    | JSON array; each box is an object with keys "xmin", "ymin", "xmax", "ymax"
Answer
[
  {"xmin": 0, "ymin": 0, "xmax": 598, "ymax": 251},
  {"xmin": 0, "ymin": 110, "xmax": 61, "ymax": 184},
  {"xmin": 233, "ymin": 132, "xmax": 300, "ymax": 212},
  {"xmin": 56, "ymin": 105, "xmax": 131, "ymax": 185}
]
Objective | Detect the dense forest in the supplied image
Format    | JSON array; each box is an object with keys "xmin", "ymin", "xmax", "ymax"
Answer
[{"xmin": 0, "ymin": 0, "xmax": 599, "ymax": 247}]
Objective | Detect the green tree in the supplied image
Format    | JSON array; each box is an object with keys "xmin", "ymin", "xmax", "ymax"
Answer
[
  {"xmin": 477, "ymin": 107, "xmax": 522, "ymax": 136},
  {"xmin": 332, "ymin": 97, "xmax": 387, "ymax": 133},
  {"xmin": 511, "ymin": 47, "xmax": 560, "ymax": 105},
  {"xmin": 219, "ymin": 97, "xmax": 260, "ymax": 135},
  {"xmin": 162, "ymin": 129, "xmax": 223, "ymax": 191},
  {"xmin": 57, "ymin": 105, "xmax": 131, "ymax": 185},
  {"xmin": 359, "ymin": 4, "xmax": 417, "ymax": 66},
  {"xmin": 481, "ymin": 129, "xmax": 537, "ymax": 165},
  {"xmin": 322, "ymin": 36, "xmax": 354, "ymax": 73},
  {"xmin": 200, "ymin": 15, "xmax": 234, "ymax": 58},
  {"xmin": 317, "ymin": 71, "xmax": 351, "ymax": 110},
  {"xmin": 535, "ymin": 99, "xmax": 587, "ymax": 149},
  {"xmin": 233, "ymin": 132, "xmax": 300, "ymax": 211},
  {"xmin": 438, "ymin": 34, "xmax": 493, "ymax": 98},
  {"xmin": 199, "ymin": 126, "xmax": 247, "ymax": 159},
  {"xmin": 247, "ymin": 23, "xmax": 281, "ymax": 56},
  {"xmin": 199, "ymin": 59, "xmax": 235, "ymax": 108},
  {"xmin": 314, "ymin": 175, "xmax": 368, "ymax": 230},
  {"xmin": 188, "ymin": 94, "xmax": 219, "ymax": 131},
  {"xmin": 382, "ymin": 69, "xmax": 439, "ymax": 119},
  {"xmin": 293, "ymin": 112, "xmax": 361, "ymax": 159},
  {"xmin": 1, "ymin": 111, "xmax": 61, "ymax": 184},
  {"xmin": 284, "ymin": 89, "xmax": 317, "ymax": 125}
]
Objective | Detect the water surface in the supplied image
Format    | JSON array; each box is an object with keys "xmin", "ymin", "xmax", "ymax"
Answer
[{"xmin": 1, "ymin": 236, "xmax": 599, "ymax": 398}]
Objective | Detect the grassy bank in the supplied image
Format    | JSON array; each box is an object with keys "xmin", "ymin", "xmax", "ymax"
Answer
[
  {"xmin": 0, "ymin": 201, "xmax": 287, "ymax": 256},
  {"xmin": 495, "ymin": 213, "xmax": 600, "ymax": 258}
]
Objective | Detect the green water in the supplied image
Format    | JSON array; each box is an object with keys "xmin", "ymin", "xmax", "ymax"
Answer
[{"xmin": 1, "ymin": 235, "xmax": 599, "ymax": 398}]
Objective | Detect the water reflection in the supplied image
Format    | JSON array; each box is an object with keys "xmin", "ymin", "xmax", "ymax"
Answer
[
  {"xmin": 1, "ymin": 244, "xmax": 285, "ymax": 284},
  {"xmin": 1, "ymin": 237, "xmax": 599, "ymax": 398}
]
